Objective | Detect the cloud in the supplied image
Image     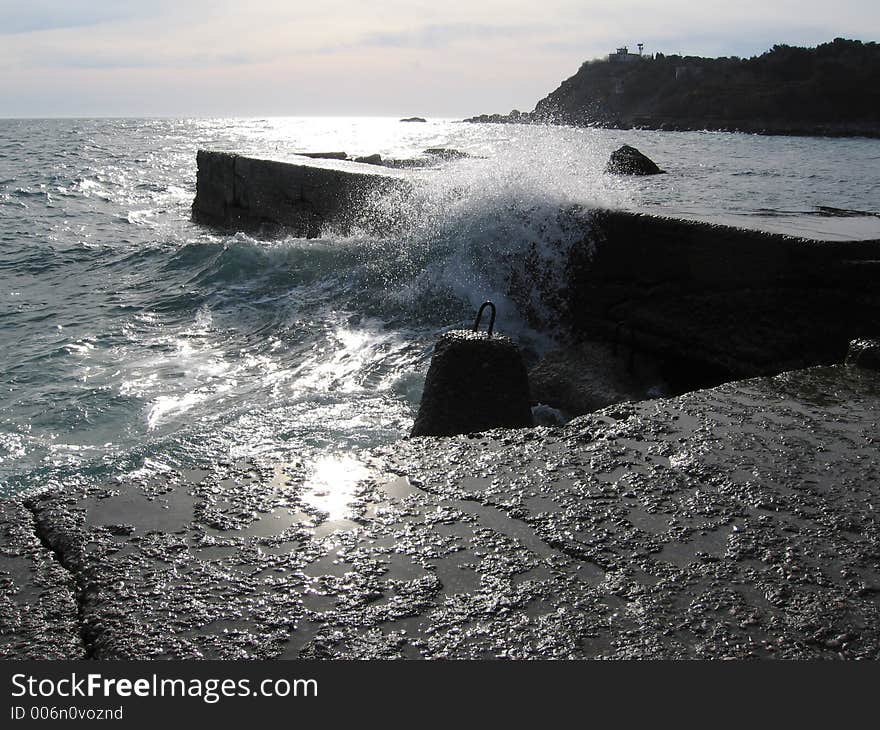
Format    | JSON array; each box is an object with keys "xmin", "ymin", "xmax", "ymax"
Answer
[
  {"xmin": 0, "ymin": 1, "xmax": 159, "ymax": 35},
  {"xmin": 31, "ymin": 50, "xmax": 273, "ymax": 71},
  {"xmin": 0, "ymin": 1, "xmax": 230, "ymax": 37},
  {"xmin": 0, "ymin": 0, "xmax": 878, "ymax": 116},
  {"xmin": 355, "ymin": 22, "xmax": 541, "ymax": 49}
]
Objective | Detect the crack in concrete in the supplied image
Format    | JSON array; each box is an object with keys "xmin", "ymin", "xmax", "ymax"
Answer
[{"xmin": 22, "ymin": 499, "xmax": 95, "ymax": 659}]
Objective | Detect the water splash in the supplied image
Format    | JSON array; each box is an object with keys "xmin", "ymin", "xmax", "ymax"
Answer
[{"xmin": 336, "ymin": 144, "xmax": 626, "ymax": 340}]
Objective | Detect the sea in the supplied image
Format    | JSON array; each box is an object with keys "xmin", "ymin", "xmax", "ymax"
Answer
[{"xmin": 1, "ymin": 117, "xmax": 879, "ymax": 498}]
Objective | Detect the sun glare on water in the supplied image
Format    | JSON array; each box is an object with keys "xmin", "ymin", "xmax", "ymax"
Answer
[{"xmin": 300, "ymin": 454, "xmax": 372, "ymax": 521}]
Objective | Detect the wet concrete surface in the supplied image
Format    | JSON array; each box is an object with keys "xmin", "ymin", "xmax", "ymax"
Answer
[
  {"xmin": 0, "ymin": 500, "xmax": 82, "ymax": 658},
  {"xmin": 2, "ymin": 364, "xmax": 879, "ymax": 659}
]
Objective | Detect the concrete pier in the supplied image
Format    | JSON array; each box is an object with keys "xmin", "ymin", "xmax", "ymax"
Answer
[
  {"xmin": 4, "ymin": 365, "xmax": 880, "ymax": 659},
  {"xmin": 2, "ymin": 154, "xmax": 879, "ymax": 659},
  {"xmin": 192, "ymin": 150, "xmax": 410, "ymax": 237},
  {"xmin": 567, "ymin": 210, "xmax": 880, "ymax": 382}
]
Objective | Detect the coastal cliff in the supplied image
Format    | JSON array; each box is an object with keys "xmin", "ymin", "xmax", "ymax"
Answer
[{"xmin": 466, "ymin": 38, "xmax": 880, "ymax": 138}]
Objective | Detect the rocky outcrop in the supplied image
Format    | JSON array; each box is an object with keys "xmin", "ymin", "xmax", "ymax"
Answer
[
  {"xmin": 354, "ymin": 153, "xmax": 383, "ymax": 165},
  {"xmin": 400, "ymin": 117, "xmax": 427, "ymax": 123},
  {"xmin": 462, "ymin": 110, "xmax": 534, "ymax": 125},
  {"xmin": 605, "ymin": 145, "xmax": 664, "ymax": 175},
  {"xmin": 465, "ymin": 39, "xmax": 880, "ymax": 139}
]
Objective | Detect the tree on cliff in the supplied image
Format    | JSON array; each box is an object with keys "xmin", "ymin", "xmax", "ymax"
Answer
[{"xmin": 516, "ymin": 39, "xmax": 880, "ymax": 135}]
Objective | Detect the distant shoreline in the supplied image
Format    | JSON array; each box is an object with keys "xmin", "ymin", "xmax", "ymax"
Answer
[
  {"xmin": 461, "ymin": 114, "xmax": 880, "ymax": 140},
  {"xmin": 464, "ymin": 39, "xmax": 880, "ymax": 141}
]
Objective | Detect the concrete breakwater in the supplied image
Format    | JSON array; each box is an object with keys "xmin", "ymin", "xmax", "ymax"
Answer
[
  {"xmin": 192, "ymin": 150, "xmax": 410, "ymax": 237},
  {"xmin": 2, "ymin": 153, "xmax": 879, "ymax": 659},
  {"xmin": 3, "ymin": 364, "xmax": 880, "ymax": 659},
  {"xmin": 192, "ymin": 150, "xmax": 880, "ymax": 391},
  {"xmin": 569, "ymin": 210, "xmax": 880, "ymax": 385}
]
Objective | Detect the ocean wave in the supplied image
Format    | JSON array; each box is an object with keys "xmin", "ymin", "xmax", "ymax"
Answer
[
  {"xmin": 158, "ymin": 236, "xmax": 379, "ymax": 307},
  {"xmin": 815, "ymin": 205, "xmax": 879, "ymax": 218},
  {"xmin": 334, "ymin": 158, "xmax": 606, "ymax": 338},
  {"xmin": 4, "ymin": 116, "xmax": 880, "ymax": 500},
  {"xmin": 11, "ymin": 187, "xmax": 48, "ymax": 198}
]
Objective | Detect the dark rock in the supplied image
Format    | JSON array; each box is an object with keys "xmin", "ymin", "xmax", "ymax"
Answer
[
  {"xmin": 605, "ymin": 145, "xmax": 664, "ymax": 175},
  {"xmin": 462, "ymin": 113, "xmax": 504, "ymax": 124},
  {"xmin": 400, "ymin": 117, "xmax": 427, "ymax": 123},
  {"xmin": 846, "ymin": 338, "xmax": 880, "ymax": 370},
  {"xmin": 354, "ymin": 154, "xmax": 383, "ymax": 165},
  {"xmin": 411, "ymin": 330, "xmax": 533, "ymax": 437},
  {"xmin": 294, "ymin": 151, "xmax": 349, "ymax": 160},
  {"xmin": 462, "ymin": 109, "xmax": 534, "ymax": 125}
]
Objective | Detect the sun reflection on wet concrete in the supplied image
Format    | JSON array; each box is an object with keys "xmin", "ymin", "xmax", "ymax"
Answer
[{"xmin": 300, "ymin": 454, "xmax": 372, "ymax": 521}]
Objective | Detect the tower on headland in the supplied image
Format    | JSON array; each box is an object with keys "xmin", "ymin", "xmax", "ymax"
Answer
[{"xmin": 609, "ymin": 43, "xmax": 651, "ymax": 62}]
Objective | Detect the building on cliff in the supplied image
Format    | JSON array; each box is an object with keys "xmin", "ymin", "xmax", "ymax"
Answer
[{"xmin": 609, "ymin": 44, "xmax": 650, "ymax": 63}]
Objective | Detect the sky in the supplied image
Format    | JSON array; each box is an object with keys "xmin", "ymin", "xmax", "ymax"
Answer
[{"xmin": 0, "ymin": 0, "xmax": 878, "ymax": 118}]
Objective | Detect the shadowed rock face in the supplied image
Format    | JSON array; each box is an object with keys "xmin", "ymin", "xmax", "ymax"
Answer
[
  {"xmin": 5, "ymin": 365, "xmax": 880, "ymax": 659},
  {"xmin": 411, "ymin": 330, "xmax": 533, "ymax": 437},
  {"xmin": 529, "ymin": 340, "xmax": 667, "ymax": 416},
  {"xmin": 605, "ymin": 145, "xmax": 664, "ymax": 175}
]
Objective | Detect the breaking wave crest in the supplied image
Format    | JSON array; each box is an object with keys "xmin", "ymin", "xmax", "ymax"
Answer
[{"xmin": 325, "ymin": 153, "xmax": 618, "ymax": 338}]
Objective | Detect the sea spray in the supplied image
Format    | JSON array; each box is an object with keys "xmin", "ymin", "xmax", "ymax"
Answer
[{"xmin": 331, "ymin": 148, "xmax": 615, "ymax": 342}]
